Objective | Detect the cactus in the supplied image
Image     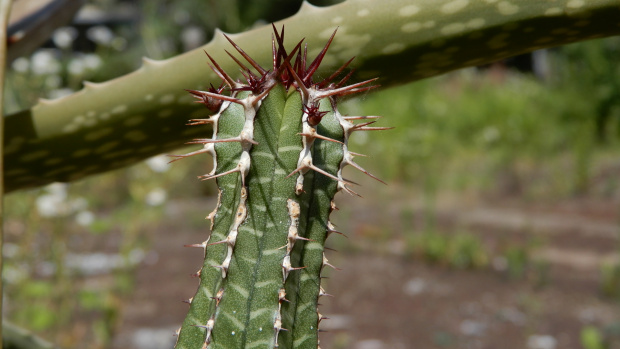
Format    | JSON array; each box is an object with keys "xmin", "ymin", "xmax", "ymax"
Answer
[
  {"xmin": 172, "ymin": 25, "xmax": 384, "ymax": 349},
  {"xmin": 4, "ymin": 0, "xmax": 620, "ymax": 193}
]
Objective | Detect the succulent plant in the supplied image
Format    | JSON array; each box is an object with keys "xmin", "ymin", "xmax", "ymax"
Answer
[
  {"xmin": 172, "ymin": 25, "xmax": 385, "ymax": 349},
  {"xmin": 5, "ymin": 0, "xmax": 620, "ymax": 193}
]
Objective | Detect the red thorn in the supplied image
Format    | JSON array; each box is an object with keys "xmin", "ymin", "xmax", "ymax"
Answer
[
  {"xmin": 204, "ymin": 51, "xmax": 236, "ymax": 87},
  {"xmin": 224, "ymin": 50, "xmax": 254, "ymax": 77},
  {"xmin": 274, "ymin": 39, "xmax": 304, "ymax": 77},
  {"xmin": 317, "ymin": 78, "xmax": 379, "ymax": 99},
  {"xmin": 319, "ymin": 56, "xmax": 355, "ymax": 88},
  {"xmin": 223, "ymin": 34, "xmax": 267, "ymax": 75},
  {"xmin": 252, "ymin": 82, "xmax": 275, "ymax": 105},
  {"xmin": 304, "ymin": 27, "xmax": 338, "ymax": 84},
  {"xmin": 284, "ymin": 60, "xmax": 310, "ymax": 98},
  {"xmin": 186, "ymin": 89, "xmax": 242, "ymax": 105},
  {"xmin": 335, "ymin": 68, "xmax": 356, "ymax": 88}
]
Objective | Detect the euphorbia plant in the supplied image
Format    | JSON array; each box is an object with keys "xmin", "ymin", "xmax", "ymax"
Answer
[{"xmin": 173, "ymin": 25, "xmax": 386, "ymax": 349}]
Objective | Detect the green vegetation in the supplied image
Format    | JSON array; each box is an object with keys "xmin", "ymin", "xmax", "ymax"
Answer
[
  {"xmin": 3, "ymin": 0, "xmax": 620, "ymax": 347},
  {"xmin": 7, "ymin": 35, "xmax": 620, "ymax": 346}
]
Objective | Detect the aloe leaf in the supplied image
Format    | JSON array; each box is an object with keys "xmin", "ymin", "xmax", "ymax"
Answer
[{"xmin": 5, "ymin": 0, "xmax": 620, "ymax": 193}]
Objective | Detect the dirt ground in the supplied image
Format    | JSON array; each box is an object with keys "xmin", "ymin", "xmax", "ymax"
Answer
[{"xmin": 112, "ymin": 184, "xmax": 620, "ymax": 349}]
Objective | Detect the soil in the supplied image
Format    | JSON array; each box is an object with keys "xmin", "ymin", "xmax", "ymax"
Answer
[{"xmin": 111, "ymin": 183, "xmax": 620, "ymax": 349}]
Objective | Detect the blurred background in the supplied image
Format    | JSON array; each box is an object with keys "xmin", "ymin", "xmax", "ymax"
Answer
[{"xmin": 3, "ymin": 0, "xmax": 620, "ymax": 348}]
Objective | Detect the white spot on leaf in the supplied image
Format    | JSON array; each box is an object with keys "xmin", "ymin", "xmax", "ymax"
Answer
[
  {"xmin": 111, "ymin": 105, "xmax": 127, "ymax": 114},
  {"xmin": 441, "ymin": 23, "xmax": 466, "ymax": 35},
  {"xmin": 497, "ymin": 1, "xmax": 519, "ymax": 15},
  {"xmin": 62, "ymin": 124, "xmax": 79, "ymax": 133},
  {"xmin": 382, "ymin": 43, "xmax": 405, "ymax": 54},
  {"xmin": 544, "ymin": 7, "xmax": 562, "ymax": 16},
  {"xmin": 159, "ymin": 94, "xmax": 175, "ymax": 104},
  {"xmin": 402, "ymin": 22, "xmax": 422, "ymax": 33},
  {"xmin": 442, "ymin": 0, "xmax": 469, "ymax": 14},
  {"xmin": 399, "ymin": 5, "xmax": 420, "ymax": 17},
  {"xmin": 466, "ymin": 18, "xmax": 485, "ymax": 29},
  {"xmin": 567, "ymin": 0, "xmax": 585, "ymax": 8}
]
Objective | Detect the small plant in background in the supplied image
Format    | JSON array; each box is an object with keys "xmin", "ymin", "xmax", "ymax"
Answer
[
  {"xmin": 580, "ymin": 325, "xmax": 612, "ymax": 349},
  {"xmin": 503, "ymin": 245, "xmax": 530, "ymax": 279},
  {"xmin": 600, "ymin": 262, "xmax": 620, "ymax": 301},
  {"xmin": 405, "ymin": 231, "xmax": 488, "ymax": 270}
]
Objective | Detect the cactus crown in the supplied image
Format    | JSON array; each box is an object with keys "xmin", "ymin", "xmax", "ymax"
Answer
[
  {"xmin": 173, "ymin": 25, "xmax": 387, "ymax": 349},
  {"xmin": 186, "ymin": 25, "xmax": 378, "ymax": 130}
]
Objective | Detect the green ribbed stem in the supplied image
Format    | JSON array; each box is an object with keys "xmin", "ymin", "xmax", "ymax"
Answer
[
  {"xmin": 172, "ymin": 25, "xmax": 371, "ymax": 346},
  {"xmin": 175, "ymin": 85, "xmax": 346, "ymax": 349}
]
